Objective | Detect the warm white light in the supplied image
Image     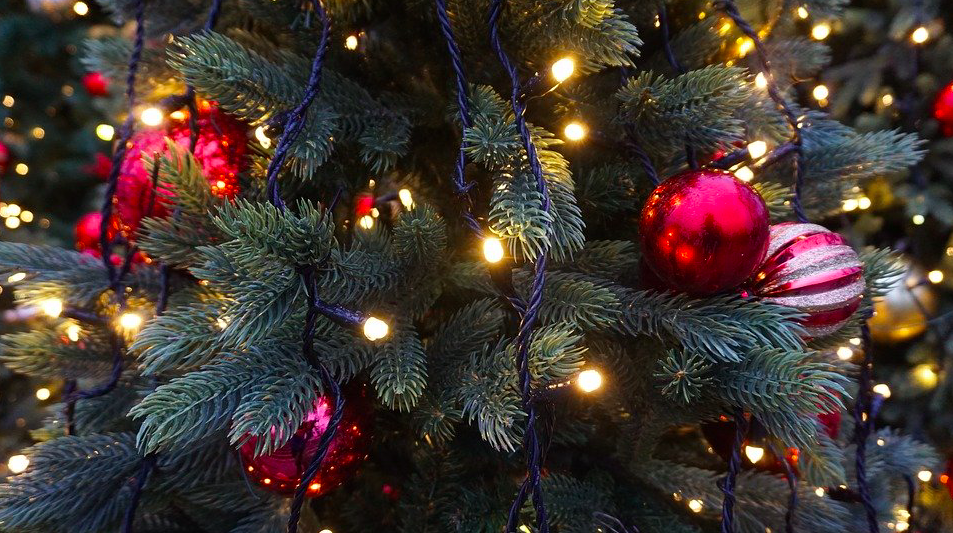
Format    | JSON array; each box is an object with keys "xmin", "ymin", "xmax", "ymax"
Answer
[
  {"xmin": 563, "ymin": 122, "xmax": 586, "ymax": 141},
  {"xmin": 737, "ymin": 38, "xmax": 754, "ymax": 56},
  {"xmin": 7, "ymin": 454, "xmax": 29, "ymax": 474},
  {"xmin": 73, "ymin": 1, "xmax": 89, "ymax": 15},
  {"xmin": 912, "ymin": 214, "xmax": 925, "ymax": 225},
  {"xmin": 31, "ymin": 127, "xmax": 45, "ymax": 139},
  {"xmin": 881, "ymin": 94, "xmax": 894, "ymax": 107},
  {"xmin": 6, "ymin": 204, "xmax": 20, "ymax": 217},
  {"xmin": 216, "ymin": 317, "xmax": 229, "ymax": 329},
  {"xmin": 814, "ymin": 487, "xmax": 825, "ymax": 497},
  {"xmin": 836, "ymin": 346, "xmax": 853, "ymax": 360},
  {"xmin": 2, "ymin": 95, "xmax": 13, "ymax": 107},
  {"xmin": 398, "ymin": 188, "xmax": 414, "ymax": 209},
  {"xmin": 843, "ymin": 199, "xmax": 858, "ymax": 211},
  {"xmin": 14, "ymin": 163, "xmax": 28, "ymax": 176},
  {"xmin": 797, "ymin": 6, "xmax": 809, "ymax": 19},
  {"xmin": 896, "ymin": 521, "xmax": 909, "ymax": 532},
  {"xmin": 483, "ymin": 237, "xmax": 505, "ymax": 263},
  {"xmin": 139, "ymin": 107, "xmax": 164, "ymax": 127},
  {"xmin": 119, "ymin": 312, "xmax": 143, "ymax": 330},
  {"xmin": 744, "ymin": 445, "xmax": 765, "ymax": 464},
  {"xmin": 928, "ymin": 270, "xmax": 943, "ymax": 284},
  {"xmin": 813, "ymin": 84, "xmax": 830, "ymax": 101},
  {"xmin": 370, "ymin": 207, "xmax": 380, "ymax": 218},
  {"xmin": 872, "ymin": 383, "xmax": 891, "ymax": 398},
  {"xmin": 850, "ymin": 337, "xmax": 862, "ymax": 346},
  {"xmin": 811, "ymin": 23, "xmax": 831, "ymax": 40},
  {"xmin": 345, "ymin": 34, "xmax": 359, "ymax": 50},
  {"xmin": 911, "ymin": 26, "xmax": 930, "ymax": 44},
  {"xmin": 66, "ymin": 323, "xmax": 81, "ymax": 342},
  {"xmin": 96, "ymin": 124, "xmax": 115, "ymax": 141},
  {"xmin": 254, "ymin": 126, "xmax": 272, "ymax": 149},
  {"xmin": 577, "ymin": 369, "xmax": 603, "ymax": 393},
  {"xmin": 363, "ymin": 316, "xmax": 389, "ymax": 341},
  {"xmin": 918, "ymin": 470, "xmax": 932, "ymax": 482},
  {"xmin": 20, "ymin": 210, "xmax": 33, "ymax": 223},
  {"xmin": 733, "ymin": 166, "xmax": 754, "ymax": 182},
  {"xmin": 39, "ymin": 298, "xmax": 63, "ymax": 318},
  {"xmin": 358, "ymin": 215, "xmax": 375, "ymax": 229},
  {"xmin": 7, "ymin": 272, "xmax": 26, "ymax": 283},
  {"xmin": 747, "ymin": 141, "xmax": 768, "ymax": 159},
  {"xmin": 551, "ymin": 57, "xmax": 575, "ymax": 83},
  {"xmin": 858, "ymin": 197, "xmax": 871, "ymax": 210},
  {"xmin": 35, "ymin": 388, "xmax": 50, "ymax": 401},
  {"xmin": 688, "ymin": 499, "xmax": 703, "ymax": 513},
  {"xmin": 877, "ymin": 438, "xmax": 886, "ymax": 446},
  {"xmin": 754, "ymin": 72, "xmax": 767, "ymax": 89},
  {"xmin": 319, "ymin": 529, "xmax": 333, "ymax": 533},
  {"xmin": 913, "ymin": 364, "xmax": 939, "ymax": 388},
  {"xmin": 5, "ymin": 217, "xmax": 20, "ymax": 229}
]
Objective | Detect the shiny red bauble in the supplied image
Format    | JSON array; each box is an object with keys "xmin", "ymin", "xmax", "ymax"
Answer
[
  {"xmin": 748, "ymin": 223, "xmax": 864, "ymax": 338},
  {"xmin": 934, "ymin": 82, "xmax": 953, "ymax": 137},
  {"xmin": 239, "ymin": 384, "xmax": 372, "ymax": 497},
  {"xmin": 0, "ymin": 140, "xmax": 8, "ymax": 174},
  {"xmin": 86, "ymin": 152, "xmax": 112, "ymax": 181},
  {"xmin": 639, "ymin": 169, "xmax": 770, "ymax": 295},
  {"xmin": 354, "ymin": 192, "xmax": 375, "ymax": 218},
  {"xmin": 115, "ymin": 105, "xmax": 247, "ymax": 235},
  {"xmin": 74, "ymin": 212, "xmax": 113, "ymax": 253},
  {"xmin": 82, "ymin": 72, "xmax": 109, "ymax": 97}
]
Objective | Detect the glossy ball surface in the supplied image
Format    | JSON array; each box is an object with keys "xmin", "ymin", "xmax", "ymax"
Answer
[
  {"xmin": 868, "ymin": 262, "xmax": 937, "ymax": 344},
  {"xmin": 639, "ymin": 169, "xmax": 770, "ymax": 295},
  {"xmin": 934, "ymin": 82, "xmax": 953, "ymax": 137},
  {"xmin": 239, "ymin": 384, "xmax": 372, "ymax": 497}
]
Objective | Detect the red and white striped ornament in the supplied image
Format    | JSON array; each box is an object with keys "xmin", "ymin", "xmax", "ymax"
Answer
[{"xmin": 749, "ymin": 223, "xmax": 864, "ymax": 338}]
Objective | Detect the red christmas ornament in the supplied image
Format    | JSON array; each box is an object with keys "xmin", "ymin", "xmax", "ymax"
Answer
[
  {"xmin": 354, "ymin": 192, "xmax": 375, "ymax": 218},
  {"xmin": 0, "ymin": 140, "xmax": 9, "ymax": 174},
  {"xmin": 639, "ymin": 169, "xmax": 770, "ymax": 295},
  {"xmin": 86, "ymin": 152, "xmax": 112, "ymax": 181},
  {"xmin": 82, "ymin": 72, "xmax": 109, "ymax": 97},
  {"xmin": 74, "ymin": 212, "xmax": 112, "ymax": 253},
  {"xmin": 239, "ymin": 384, "xmax": 372, "ymax": 497},
  {"xmin": 748, "ymin": 223, "xmax": 864, "ymax": 338},
  {"xmin": 817, "ymin": 410, "xmax": 841, "ymax": 440},
  {"xmin": 934, "ymin": 82, "xmax": 953, "ymax": 137},
  {"xmin": 115, "ymin": 105, "xmax": 247, "ymax": 235}
]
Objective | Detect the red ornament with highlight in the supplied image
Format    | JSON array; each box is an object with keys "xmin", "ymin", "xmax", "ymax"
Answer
[
  {"xmin": 0, "ymin": 140, "xmax": 9, "ymax": 174},
  {"xmin": 934, "ymin": 82, "xmax": 953, "ymax": 137},
  {"xmin": 239, "ymin": 384, "xmax": 372, "ymax": 497},
  {"xmin": 355, "ymin": 192, "xmax": 375, "ymax": 218},
  {"xmin": 115, "ymin": 105, "xmax": 247, "ymax": 235},
  {"xmin": 639, "ymin": 169, "xmax": 770, "ymax": 295},
  {"xmin": 74, "ymin": 212, "xmax": 113, "ymax": 254},
  {"xmin": 748, "ymin": 223, "xmax": 864, "ymax": 338},
  {"xmin": 82, "ymin": 72, "xmax": 109, "ymax": 97}
]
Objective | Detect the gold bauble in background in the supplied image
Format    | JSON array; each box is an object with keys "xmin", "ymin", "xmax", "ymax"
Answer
[{"xmin": 868, "ymin": 263, "xmax": 938, "ymax": 343}]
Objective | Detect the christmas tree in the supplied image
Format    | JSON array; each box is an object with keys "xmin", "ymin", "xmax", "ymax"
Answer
[{"xmin": 0, "ymin": 0, "xmax": 947, "ymax": 531}]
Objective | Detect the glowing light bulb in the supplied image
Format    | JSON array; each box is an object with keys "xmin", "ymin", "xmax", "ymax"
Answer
[
  {"xmin": 31, "ymin": 127, "xmax": 45, "ymax": 139},
  {"xmin": 737, "ymin": 38, "xmax": 754, "ymax": 56},
  {"xmin": 754, "ymin": 72, "xmax": 767, "ymax": 89},
  {"xmin": 836, "ymin": 346, "xmax": 853, "ymax": 360},
  {"xmin": 814, "ymin": 487, "xmax": 825, "ymax": 497},
  {"xmin": 358, "ymin": 215, "xmax": 375, "ymax": 229},
  {"xmin": 482, "ymin": 237, "xmax": 505, "ymax": 263},
  {"xmin": 345, "ymin": 34, "xmax": 359, "ymax": 50},
  {"xmin": 842, "ymin": 198, "xmax": 858, "ymax": 211},
  {"xmin": 912, "ymin": 214, "xmax": 925, "ymax": 225},
  {"xmin": 7, "ymin": 454, "xmax": 29, "ymax": 474},
  {"xmin": 119, "ymin": 312, "xmax": 143, "ymax": 330},
  {"xmin": 363, "ymin": 316, "xmax": 389, "ymax": 341},
  {"xmin": 2, "ymin": 95, "xmax": 13, "ymax": 107},
  {"xmin": 563, "ymin": 122, "xmax": 586, "ymax": 141},
  {"xmin": 911, "ymin": 26, "xmax": 929, "ymax": 44},
  {"xmin": 744, "ymin": 445, "xmax": 765, "ymax": 463},
  {"xmin": 849, "ymin": 337, "xmax": 862, "ymax": 346},
  {"xmin": 6, "ymin": 204, "xmax": 20, "ymax": 217},
  {"xmin": 309, "ymin": 483, "xmax": 321, "ymax": 491},
  {"xmin": 35, "ymin": 388, "xmax": 50, "ymax": 401},
  {"xmin": 928, "ymin": 270, "xmax": 943, "ymax": 283},
  {"xmin": 813, "ymin": 84, "xmax": 830, "ymax": 101},
  {"xmin": 139, "ymin": 107, "xmax": 164, "ymax": 127},
  {"xmin": 797, "ymin": 6, "xmax": 809, "ymax": 19},
  {"xmin": 811, "ymin": 23, "xmax": 831, "ymax": 40},
  {"xmin": 688, "ymin": 499, "xmax": 703, "ymax": 513},
  {"xmin": 577, "ymin": 369, "xmax": 603, "ymax": 393},
  {"xmin": 7, "ymin": 272, "xmax": 26, "ymax": 283},
  {"xmin": 66, "ymin": 323, "xmax": 81, "ymax": 342},
  {"xmin": 20, "ymin": 210, "xmax": 33, "ymax": 223},
  {"xmin": 551, "ymin": 57, "xmax": 575, "ymax": 83},
  {"xmin": 917, "ymin": 470, "xmax": 932, "ymax": 482},
  {"xmin": 73, "ymin": 1, "xmax": 88, "ymax": 15},
  {"xmin": 858, "ymin": 197, "xmax": 871, "ymax": 210},
  {"xmin": 747, "ymin": 141, "xmax": 768, "ymax": 159},
  {"xmin": 881, "ymin": 94, "xmax": 894, "ymax": 107},
  {"xmin": 872, "ymin": 383, "xmax": 891, "ymax": 398},
  {"xmin": 14, "ymin": 163, "xmax": 28, "ymax": 176},
  {"xmin": 733, "ymin": 166, "xmax": 754, "ymax": 182},
  {"xmin": 319, "ymin": 529, "xmax": 333, "ymax": 533},
  {"xmin": 39, "ymin": 298, "xmax": 63, "ymax": 318},
  {"xmin": 254, "ymin": 126, "xmax": 272, "ymax": 149},
  {"xmin": 5, "ymin": 217, "xmax": 20, "ymax": 229},
  {"xmin": 96, "ymin": 124, "xmax": 115, "ymax": 141},
  {"xmin": 398, "ymin": 188, "xmax": 414, "ymax": 209},
  {"xmin": 913, "ymin": 364, "xmax": 938, "ymax": 388}
]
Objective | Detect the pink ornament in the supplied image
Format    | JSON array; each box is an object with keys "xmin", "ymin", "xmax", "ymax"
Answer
[
  {"xmin": 639, "ymin": 169, "xmax": 770, "ymax": 295},
  {"xmin": 239, "ymin": 385, "xmax": 372, "ymax": 497},
  {"xmin": 749, "ymin": 223, "xmax": 864, "ymax": 338}
]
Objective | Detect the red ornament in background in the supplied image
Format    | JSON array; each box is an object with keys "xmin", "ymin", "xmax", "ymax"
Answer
[
  {"xmin": 748, "ymin": 223, "xmax": 864, "ymax": 338},
  {"xmin": 115, "ymin": 105, "xmax": 247, "ymax": 236},
  {"xmin": 74, "ymin": 212, "xmax": 112, "ymax": 253},
  {"xmin": 639, "ymin": 169, "xmax": 770, "ymax": 295},
  {"xmin": 0, "ymin": 140, "xmax": 9, "ymax": 174},
  {"xmin": 701, "ymin": 420, "xmax": 797, "ymax": 475},
  {"xmin": 934, "ymin": 82, "xmax": 953, "ymax": 137},
  {"xmin": 86, "ymin": 152, "xmax": 112, "ymax": 181},
  {"xmin": 354, "ymin": 192, "xmax": 375, "ymax": 218},
  {"xmin": 239, "ymin": 384, "xmax": 372, "ymax": 497},
  {"xmin": 82, "ymin": 72, "xmax": 109, "ymax": 97},
  {"xmin": 817, "ymin": 410, "xmax": 841, "ymax": 440}
]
